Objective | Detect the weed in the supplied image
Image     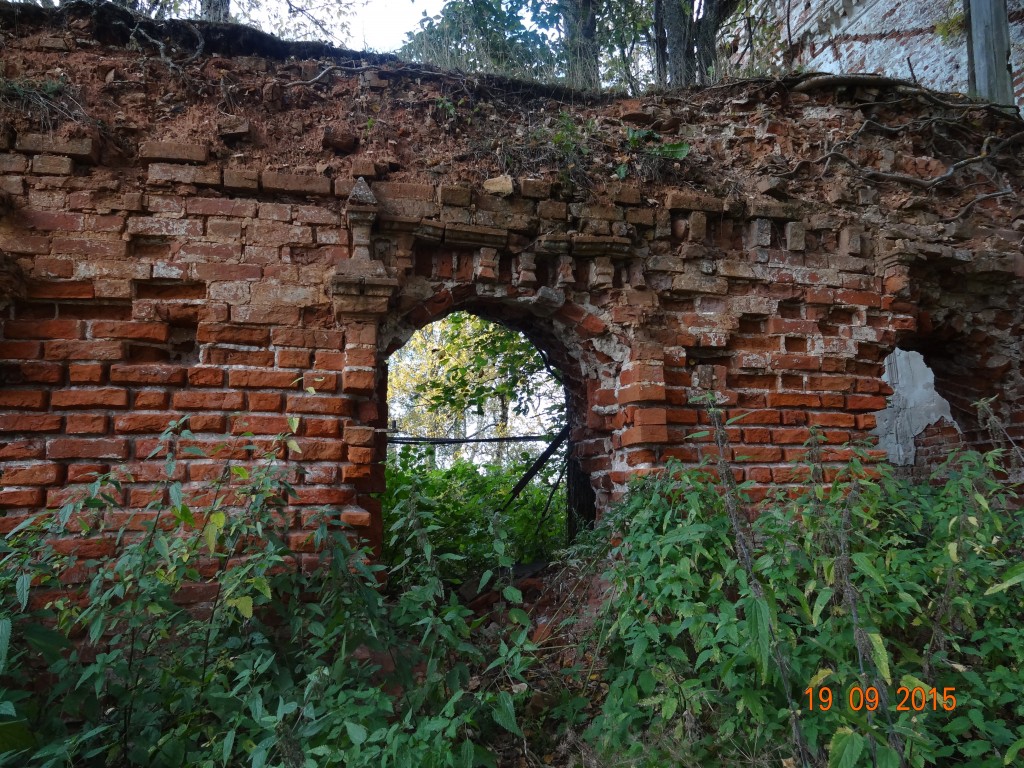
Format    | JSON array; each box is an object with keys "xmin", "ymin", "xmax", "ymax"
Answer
[
  {"xmin": 615, "ymin": 127, "xmax": 691, "ymax": 181},
  {"xmin": 0, "ymin": 418, "xmax": 536, "ymax": 767},
  {"xmin": 0, "ymin": 77, "xmax": 87, "ymax": 132},
  {"xmin": 581, "ymin": 399, "xmax": 1024, "ymax": 767}
]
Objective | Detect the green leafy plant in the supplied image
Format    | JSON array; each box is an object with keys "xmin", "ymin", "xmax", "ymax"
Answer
[
  {"xmin": 0, "ymin": 418, "xmax": 536, "ymax": 767},
  {"xmin": 583, "ymin": 410, "xmax": 1024, "ymax": 767},
  {"xmin": 383, "ymin": 444, "xmax": 566, "ymax": 584},
  {"xmin": 616, "ymin": 127, "xmax": 691, "ymax": 180}
]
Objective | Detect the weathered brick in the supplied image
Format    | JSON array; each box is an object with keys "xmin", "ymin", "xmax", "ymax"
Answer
[
  {"xmin": 68, "ymin": 363, "xmax": 105, "ymax": 384},
  {"xmin": 224, "ymin": 168, "xmax": 260, "ymax": 190},
  {"xmin": 114, "ymin": 413, "xmax": 182, "ymax": 433},
  {"xmin": 47, "ymin": 438, "xmax": 128, "ymax": 459},
  {"xmin": 148, "ymin": 163, "xmax": 221, "ymax": 185},
  {"xmin": 31, "ymin": 154, "xmax": 74, "ymax": 175},
  {"xmin": 43, "ymin": 340, "xmax": 123, "ymax": 360},
  {"xmin": 185, "ymin": 197, "xmax": 257, "ymax": 217},
  {"xmin": 15, "ymin": 133, "xmax": 96, "ymax": 162},
  {"xmin": 0, "ymin": 153, "xmax": 28, "ymax": 173},
  {"xmin": 21, "ymin": 210, "xmax": 85, "ymax": 231},
  {"xmin": 519, "ymin": 178, "xmax": 552, "ymax": 198},
  {"xmin": 171, "ymin": 391, "xmax": 246, "ymax": 410},
  {"xmin": 190, "ymin": 264, "xmax": 261, "ymax": 284},
  {"xmin": 65, "ymin": 414, "xmax": 109, "ymax": 434},
  {"xmin": 0, "ymin": 489, "xmax": 45, "ymax": 508},
  {"xmin": 227, "ymin": 369, "xmax": 300, "ymax": 389},
  {"xmin": 438, "ymin": 186, "xmax": 472, "ymax": 206},
  {"xmin": 0, "ymin": 233, "xmax": 51, "ymax": 253},
  {"xmin": 285, "ymin": 394, "xmax": 350, "ymax": 415},
  {"xmin": 187, "ymin": 367, "xmax": 225, "ymax": 387},
  {"xmin": 52, "ymin": 238, "xmax": 129, "ymax": 260},
  {"xmin": 0, "ymin": 463, "xmax": 65, "ymax": 485},
  {"xmin": 109, "ymin": 364, "xmax": 186, "ymax": 385},
  {"xmin": 91, "ymin": 321, "xmax": 169, "ymax": 342},
  {"xmin": 127, "ymin": 217, "xmax": 204, "ymax": 237},
  {"xmin": 4, "ymin": 319, "xmax": 82, "ymax": 339},
  {"xmin": 140, "ymin": 141, "xmax": 209, "ymax": 163},
  {"xmin": 261, "ymin": 171, "xmax": 331, "ymax": 196},
  {"xmin": 248, "ymin": 221, "xmax": 313, "ymax": 247},
  {"xmin": 196, "ymin": 323, "xmax": 270, "ymax": 345}
]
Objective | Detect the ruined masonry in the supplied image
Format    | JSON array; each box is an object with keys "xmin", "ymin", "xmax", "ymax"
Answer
[{"xmin": 1, "ymin": 3, "xmax": 1023, "ymax": 564}]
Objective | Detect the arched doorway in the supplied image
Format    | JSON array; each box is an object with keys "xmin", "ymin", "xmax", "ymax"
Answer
[{"xmin": 379, "ymin": 300, "xmax": 599, "ymax": 570}]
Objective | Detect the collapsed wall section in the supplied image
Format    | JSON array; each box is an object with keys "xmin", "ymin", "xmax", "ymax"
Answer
[{"xmin": 1, "ymin": 2, "xmax": 1023, "ymax": 558}]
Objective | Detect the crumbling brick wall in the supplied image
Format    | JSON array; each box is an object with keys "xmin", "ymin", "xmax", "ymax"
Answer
[{"xmin": 1, "ymin": 2, "xmax": 1023, "ymax": 558}]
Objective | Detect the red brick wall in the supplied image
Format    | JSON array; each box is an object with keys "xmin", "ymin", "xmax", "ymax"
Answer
[{"xmin": 1, "ymin": 5, "xmax": 1023, "ymax": 564}]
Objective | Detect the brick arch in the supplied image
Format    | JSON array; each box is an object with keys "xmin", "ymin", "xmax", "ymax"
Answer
[{"xmin": 373, "ymin": 254, "xmax": 631, "ymax": 524}]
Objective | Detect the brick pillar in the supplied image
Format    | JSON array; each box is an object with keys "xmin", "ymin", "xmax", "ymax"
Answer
[{"xmin": 330, "ymin": 179, "xmax": 397, "ymax": 550}]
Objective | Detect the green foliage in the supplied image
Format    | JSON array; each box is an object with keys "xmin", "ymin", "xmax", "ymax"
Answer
[
  {"xmin": 548, "ymin": 111, "xmax": 598, "ymax": 191},
  {"xmin": 383, "ymin": 445, "xmax": 566, "ymax": 583},
  {"xmin": 0, "ymin": 76, "xmax": 84, "ymax": 132},
  {"xmin": 0, "ymin": 420, "xmax": 535, "ymax": 767},
  {"xmin": 616, "ymin": 127, "xmax": 691, "ymax": 180},
  {"xmin": 586, "ymin": 439, "xmax": 1024, "ymax": 767},
  {"xmin": 935, "ymin": 0, "xmax": 967, "ymax": 43},
  {"xmin": 400, "ymin": 0, "xmax": 559, "ymax": 81},
  {"xmin": 388, "ymin": 312, "xmax": 564, "ymax": 466},
  {"xmin": 400, "ymin": 0, "xmax": 757, "ymax": 93}
]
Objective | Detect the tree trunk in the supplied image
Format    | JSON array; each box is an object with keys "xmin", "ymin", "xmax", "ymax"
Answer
[
  {"xmin": 653, "ymin": 0, "xmax": 668, "ymax": 88},
  {"xmin": 561, "ymin": 0, "xmax": 601, "ymax": 91},
  {"xmin": 664, "ymin": 0, "xmax": 695, "ymax": 86},
  {"xmin": 965, "ymin": 0, "xmax": 1014, "ymax": 104},
  {"xmin": 201, "ymin": 0, "xmax": 230, "ymax": 23},
  {"xmin": 664, "ymin": 0, "xmax": 741, "ymax": 87}
]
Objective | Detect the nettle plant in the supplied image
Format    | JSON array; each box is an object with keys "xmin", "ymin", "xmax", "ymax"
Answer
[
  {"xmin": 0, "ymin": 418, "xmax": 536, "ymax": 767},
  {"xmin": 586, "ymin": 408, "xmax": 1024, "ymax": 768}
]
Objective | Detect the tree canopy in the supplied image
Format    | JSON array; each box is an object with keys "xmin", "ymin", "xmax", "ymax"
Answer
[
  {"xmin": 387, "ymin": 312, "xmax": 564, "ymax": 464},
  {"xmin": 402, "ymin": 0, "xmax": 759, "ymax": 92}
]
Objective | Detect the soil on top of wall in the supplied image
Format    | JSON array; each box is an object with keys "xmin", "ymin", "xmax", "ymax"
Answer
[{"xmin": 2, "ymin": 0, "xmax": 1023, "ymax": 223}]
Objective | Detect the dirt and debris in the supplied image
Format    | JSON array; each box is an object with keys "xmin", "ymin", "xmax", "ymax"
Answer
[{"xmin": 2, "ymin": 0, "xmax": 1022, "ymax": 220}]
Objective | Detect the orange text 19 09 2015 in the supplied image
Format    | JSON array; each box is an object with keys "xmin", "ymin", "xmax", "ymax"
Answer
[{"xmin": 804, "ymin": 686, "xmax": 958, "ymax": 712}]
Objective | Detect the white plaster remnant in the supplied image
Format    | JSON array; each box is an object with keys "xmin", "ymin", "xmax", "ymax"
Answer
[{"xmin": 872, "ymin": 349, "xmax": 960, "ymax": 466}]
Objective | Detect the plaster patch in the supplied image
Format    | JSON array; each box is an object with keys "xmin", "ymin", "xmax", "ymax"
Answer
[{"xmin": 872, "ymin": 349, "xmax": 960, "ymax": 465}]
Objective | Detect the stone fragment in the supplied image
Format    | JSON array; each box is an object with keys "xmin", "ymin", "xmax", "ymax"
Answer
[
  {"xmin": 218, "ymin": 117, "xmax": 251, "ymax": 139},
  {"xmin": 689, "ymin": 212, "xmax": 707, "ymax": 242},
  {"xmin": 347, "ymin": 177, "xmax": 378, "ymax": 207},
  {"xmin": 748, "ymin": 218, "xmax": 772, "ymax": 247},
  {"xmin": 785, "ymin": 222, "xmax": 806, "ymax": 252},
  {"xmin": 483, "ymin": 175, "xmax": 514, "ymax": 197}
]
